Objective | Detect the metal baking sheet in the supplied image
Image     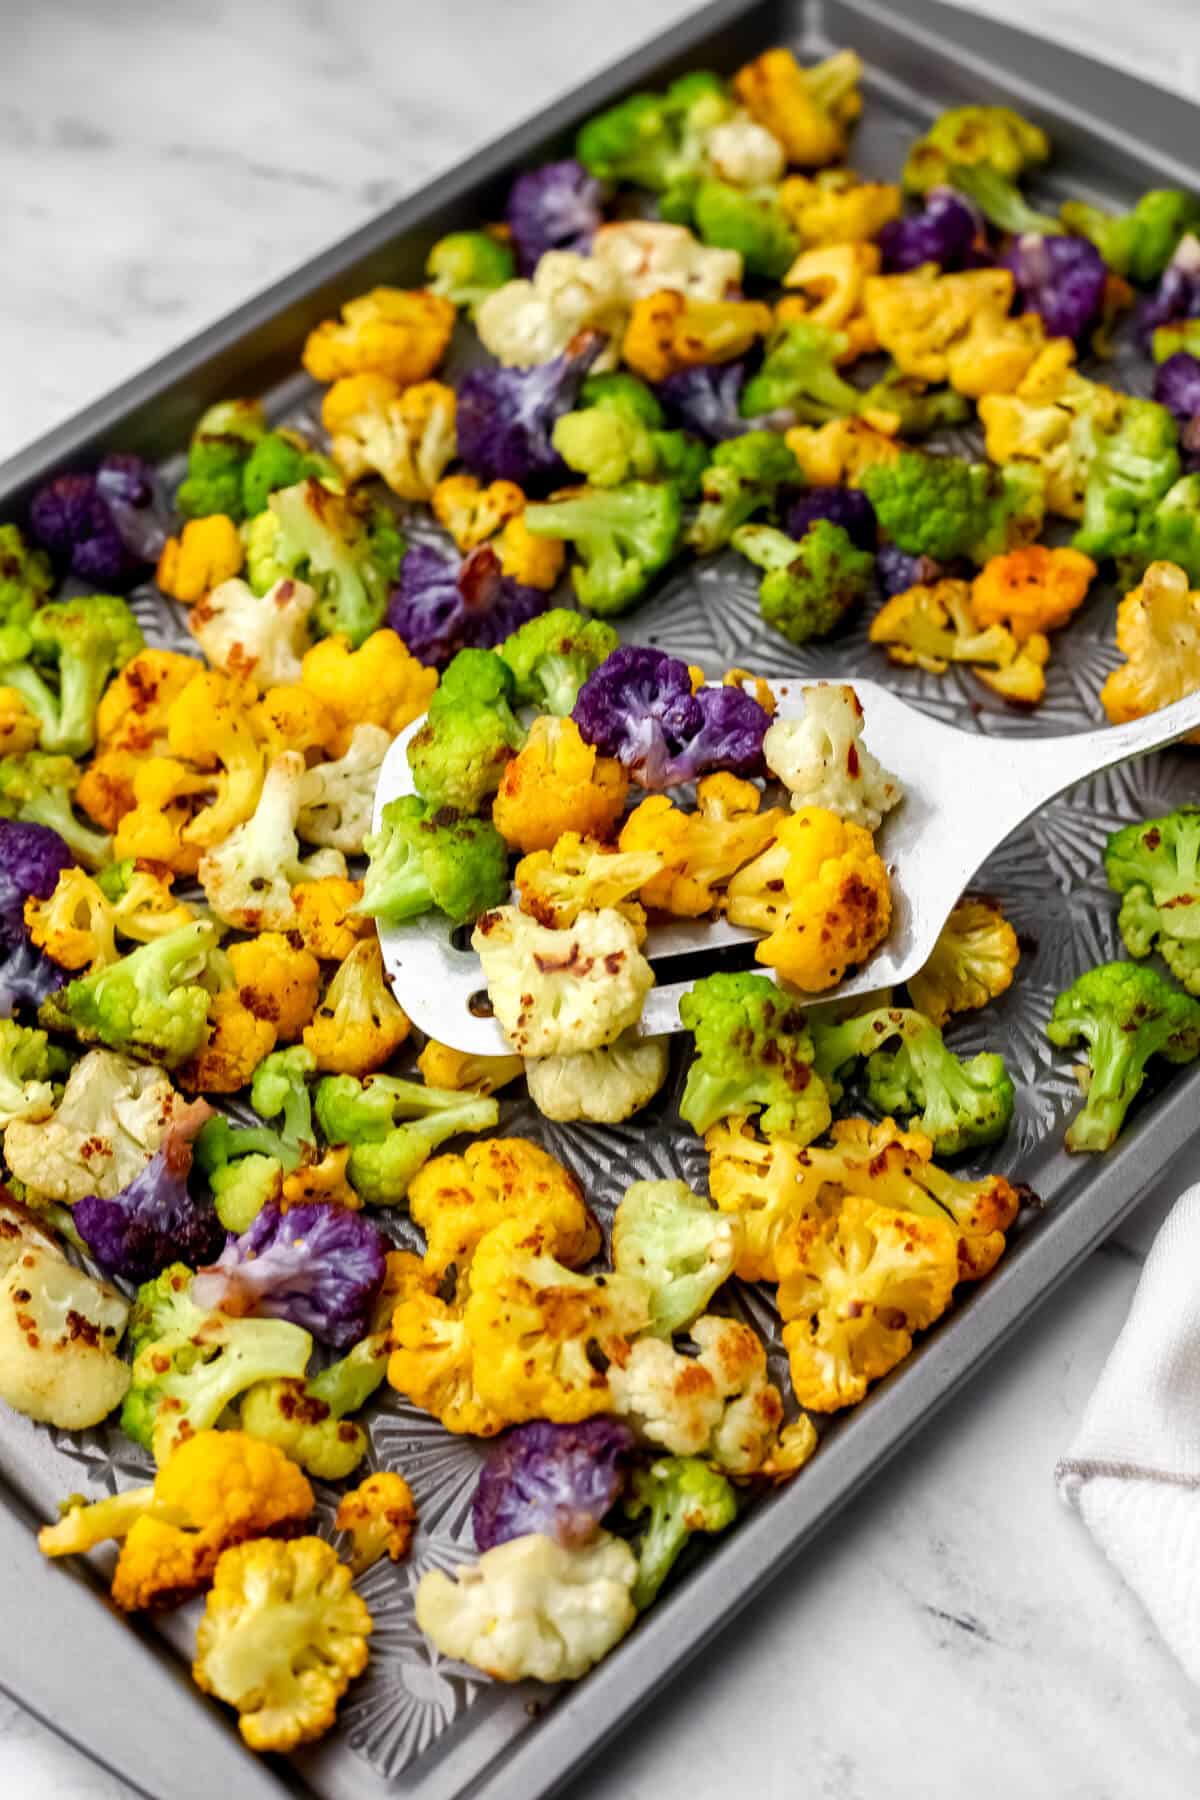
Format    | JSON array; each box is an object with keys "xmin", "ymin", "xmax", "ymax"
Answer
[{"xmin": 1, "ymin": 3, "xmax": 1199, "ymax": 1797}]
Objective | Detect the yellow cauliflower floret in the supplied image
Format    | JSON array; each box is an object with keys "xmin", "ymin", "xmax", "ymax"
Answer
[
  {"xmin": 864, "ymin": 266, "xmax": 1047, "ymax": 397},
  {"xmin": 971, "ymin": 631, "xmax": 1051, "ymax": 704},
  {"xmin": 388, "ymin": 1252, "xmax": 506, "ymax": 1436},
  {"xmin": 706, "ymin": 1115, "xmax": 834, "ymax": 1283},
  {"xmin": 74, "ymin": 748, "xmax": 139, "ymax": 831},
  {"xmin": 907, "ymin": 897, "xmax": 1021, "ymax": 1028},
  {"xmin": 492, "ymin": 715, "xmax": 628, "ymax": 854},
  {"xmin": 776, "ymin": 243, "xmax": 880, "ymax": 362},
  {"xmin": 227, "ymin": 932, "xmax": 322, "ymax": 1041},
  {"xmin": 250, "ymin": 685, "xmax": 340, "ymax": 760},
  {"xmin": 621, "ymin": 289, "xmax": 773, "ymax": 384},
  {"xmin": 156, "ymin": 514, "xmax": 244, "ymax": 604},
  {"xmin": 302, "ymin": 937, "xmax": 409, "ymax": 1075},
  {"xmin": 321, "ymin": 374, "xmax": 457, "ymax": 501},
  {"xmin": 335, "ymin": 1471, "xmax": 416, "ymax": 1574},
  {"xmin": 167, "ymin": 667, "xmax": 266, "ymax": 849},
  {"xmin": 495, "ymin": 512, "xmax": 566, "ymax": 589},
  {"xmin": 868, "ymin": 578, "xmax": 1025, "ymax": 677},
  {"xmin": 733, "ymin": 47, "xmax": 862, "ymax": 168},
  {"xmin": 25, "ymin": 866, "xmax": 195, "ymax": 973},
  {"xmin": 96, "ymin": 648, "xmax": 203, "ymax": 755},
  {"xmin": 112, "ymin": 755, "xmax": 213, "ymax": 876},
  {"xmin": 0, "ymin": 687, "xmax": 39, "ymax": 754},
  {"xmin": 38, "ymin": 1430, "xmax": 313, "ymax": 1613},
  {"xmin": 301, "ymin": 285, "xmax": 455, "ymax": 386},
  {"xmin": 407, "ymin": 1137, "xmax": 600, "ymax": 1278},
  {"xmin": 776, "ymin": 1194, "xmax": 959, "ymax": 1410},
  {"xmin": 515, "ymin": 831, "xmax": 663, "ymax": 941},
  {"xmin": 192, "ymin": 1536, "xmax": 372, "ymax": 1753},
  {"xmin": 178, "ymin": 989, "xmax": 277, "ymax": 1095},
  {"xmin": 779, "ymin": 169, "xmax": 902, "ymax": 246},
  {"xmin": 618, "ymin": 778, "xmax": 783, "ymax": 918},
  {"xmin": 1101, "ymin": 561, "xmax": 1200, "ymax": 736},
  {"xmin": 416, "ymin": 1039, "xmax": 525, "ymax": 1095},
  {"xmin": 300, "ymin": 630, "xmax": 437, "ymax": 755},
  {"xmin": 608, "ymin": 1313, "xmax": 788, "ymax": 1475},
  {"xmin": 431, "ymin": 473, "xmax": 525, "ymax": 551},
  {"xmin": 280, "ymin": 1144, "xmax": 359, "ymax": 1212},
  {"xmin": 291, "ymin": 876, "xmax": 372, "ymax": 961},
  {"xmin": 464, "ymin": 1219, "xmax": 649, "ymax": 1425},
  {"xmin": 971, "ymin": 545, "xmax": 1095, "ymax": 641},
  {"xmin": 978, "ymin": 354, "xmax": 1126, "ymax": 519},
  {"xmin": 784, "ymin": 415, "xmax": 901, "ymax": 485}
]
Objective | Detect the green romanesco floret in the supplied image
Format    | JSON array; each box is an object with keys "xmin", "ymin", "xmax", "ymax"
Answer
[
  {"xmin": 260, "ymin": 478, "xmax": 405, "ymax": 647},
  {"xmin": 687, "ymin": 431, "xmax": 802, "ymax": 554},
  {"xmin": 1129, "ymin": 476, "xmax": 1200, "ymax": 586},
  {"xmin": 575, "ymin": 70, "xmax": 732, "ymax": 211},
  {"xmin": 860, "ymin": 447, "xmax": 1046, "ymax": 564},
  {"xmin": 523, "ymin": 482, "xmax": 682, "ymax": 616},
  {"xmin": 0, "ymin": 525, "xmax": 53, "ymax": 663},
  {"xmin": 857, "ymin": 366, "xmax": 972, "ymax": 438},
  {"xmin": 624, "ymin": 1455, "xmax": 738, "ymax": 1609},
  {"xmin": 811, "ymin": 1004, "xmax": 1015, "ymax": 1155},
  {"xmin": 1046, "ymin": 961, "xmax": 1200, "ymax": 1153},
  {"xmin": 678, "ymin": 970, "xmax": 832, "ymax": 1143},
  {"xmin": 612, "ymin": 1179, "xmax": 740, "ymax": 1337},
  {"xmin": 941, "ymin": 163, "xmax": 1058, "ymax": 238},
  {"xmin": 1, "ymin": 594, "xmax": 144, "ymax": 758},
  {"xmin": 120, "ymin": 1262, "xmax": 313, "ymax": 1464},
  {"xmin": 731, "ymin": 519, "xmax": 874, "ymax": 644},
  {"xmin": 740, "ymin": 320, "xmax": 862, "ymax": 423},
  {"xmin": 425, "ymin": 231, "xmax": 516, "ymax": 313},
  {"xmin": 249, "ymin": 1046, "xmax": 317, "ymax": 1158},
  {"xmin": 195, "ymin": 1114, "xmax": 291, "ymax": 1233},
  {"xmin": 0, "ymin": 1018, "xmax": 71, "ymax": 1127},
  {"xmin": 902, "ymin": 104, "xmax": 1050, "ymax": 196},
  {"xmin": 406, "ymin": 648, "xmax": 526, "ymax": 812},
  {"xmin": 240, "ymin": 431, "xmax": 338, "ymax": 519},
  {"xmin": 551, "ymin": 377, "xmax": 705, "ymax": 494},
  {"xmin": 314, "ymin": 1072, "xmax": 500, "ymax": 1204},
  {"xmin": 1072, "ymin": 398, "xmax": 1182, "ymax": 568},
  {"xmin": 1106, "ymin": 809, "xmax": 1200, "ymax": 993},
  {"xmin": 0, "ymin": 752, "xmax": 111, "ymax": 868},
  {"xmin": 176, "ymin": 400, "xmax": 267, "ymax": 521},
  {"xmin": 692, "ymin": 178, "xmax": 800, "ymax": 279},
  {"xmin": 357, "ymin": 794, "xmax": 509, "ymax": 926},
  {"xmin": 40, "ymin": 920, "xmax": 220, "ymax": 1068},
  {"xmin": 239, "ymin": 1336, "xmax": 387, "ymax": 1481},
  {"xmin": 1061, "ymin": 190, "xmax": 1200, "ymax": 284},
  {"xmin": 1154, "ymin": 321, "xmax": 1200, "ymax": 361},
  {"xmin": 242, "ymin": 507, "xmax": 290, "ymax": 595},
  {"xmin": 499, "ymin": 608, "xmax": 619, "ymax": 715}
]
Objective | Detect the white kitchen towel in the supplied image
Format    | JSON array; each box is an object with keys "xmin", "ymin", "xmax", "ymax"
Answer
[{"xmin": 1057, "ymin": 1182, "xmax": 1200, "ymax": 1683}]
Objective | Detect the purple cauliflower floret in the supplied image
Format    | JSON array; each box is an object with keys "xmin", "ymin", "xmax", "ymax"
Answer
[
  {"xmin": 1138, "ymin": 232, "xmax": 1200, "ymax": 344},
  {"xmin": 387, "ymin": 542, "xmax": 549, "ymax": 669},
  {"xmin": 1154, "ymin": 352, "xmax": 1200, "ymax": 469},
  {"xmin": 879, "ymin": 187, "xmax": 985, "ymax": 274},
  {"xmin": 507, "ymin": 158, "xmax": 608, "ymax": 276},
  {"xmin": 74, "ymin": 1127, "xmax": 223, "ymax": 1283},
  {"xmin": 28, "ymin": 453, "xmax": 168, "ymax": 590},
  {"xmin": 473, "ymin": 1417, "xmax": 634, "ymax": 1551},
  {"xmin": 0, "ymin": 937, "xmax": 68, "ymax": 1016},
  {"xmin": 787, "ymin": 485, "xmax": 877, "ymax": 551},
  {"xmin": 0, "ymin": 817, "xmax": 74, "ymax": 1015},
  {"xmin": 456, "ymin": 331, "xmax": 606, "ymax": 487},
  {"xmin": 191, "ymin": 1201, "xmax": 387, "ymax": 1350},
  {"xmin": 573, "ymin": 644, "xmax": 769, "ymax": 788},
  {"xmin": 655, "ymin": 360, "xmax": 792, "ymax": 442},
  {"xmin": 1004, "ymin": 233, "xmax": 1106, "ymax": 341},
  {"xmin": 876, "ymin": 543, "xmax": 946, "ymax": 597}
]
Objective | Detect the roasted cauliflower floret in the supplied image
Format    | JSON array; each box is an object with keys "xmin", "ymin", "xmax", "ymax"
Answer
[
  {"xmin": 618, "ymin": 779, "xmax": 784, "ymax": 918},
  {"xmin": 302, "ymin": 938, "xmax": 410, "ymax": 1076},
  {"xmin": 227, "ymin": 932, "xmax": 322, "ymax": 1042},
  {"xmin": 407, "ymin": 1137, "xmax": 600, "ymax": 1279},
  {"xmin": 188, "ymin": 576, "xmax": 315, "ymax": 687},
  {"xmin": 492, "ymin": 716, "xmax": 628, "ymax": 855},
  {"xmin": 516, "ymin": 832, "xmax": 662, "ymax": 942},
  {"xmin": 321, "ymin": 375, "xmax": 457, "ymax": 501},
  {"xmin": 611, "ymin": 1179, "xmax": 740, "ymax": 1336},
  {"xmin": 198, "ymin": 753, "xmax": 347, "ymax": 933},
  {"xmin": 156, "ymin": 513, "xmax": 244, "ymax": 604},
  {"xmin": 608, "ymin": 1313, "xmax": 787, "ymax": 1475},
  {"xmin": 1100, "ymin": 561, "xmax": 1200, "ymax": 734},
  {"xmin": 472, "ymin": 905, "xmax": 655, "ymax": 1057},
  {"xmin": 0, "ymin": 1246, "xmax": 130, "ymax": 1429},
  {"xmin": 387, "ymin": 1252, "xmax": 505, "ymax": 1436},
  {"xmin": 300, "ymin": 630, "xmax": 437, "ymax": 756},
  {"xmin": 864, "ymin": 266, "xmax": 1046, "ymax": 398},
  {"xmin": 763, "ymin": 684, "xmax": 904, "ymax": 830},
  {"xmin": 335, "ymin": 1471, "xmax": 417, "ymax": 1574},
  {"xmin": 525, "ymin": 1031, "xmax": 671, "ymax": 1125},
  {"xmin": 291, "ymin": 875, "xmax": 372, "ymax": 962},
  {"xmin": 301, "ymin": 286, "xmax": 455, "ymax": 385},
  {"xmin": 907, "ymin": 898, "xmax": 1021, "ymax": 1027}
]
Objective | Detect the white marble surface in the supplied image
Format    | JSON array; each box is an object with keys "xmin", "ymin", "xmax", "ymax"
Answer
[{"xmin": 3, "ymin": 2, "xmax": 1200, "ymax": 1797}]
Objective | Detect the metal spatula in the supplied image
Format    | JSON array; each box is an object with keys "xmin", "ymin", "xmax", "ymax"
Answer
[{"xmin": 372, "ymin": 681, "xmax": 1200, "ymax": 1056}]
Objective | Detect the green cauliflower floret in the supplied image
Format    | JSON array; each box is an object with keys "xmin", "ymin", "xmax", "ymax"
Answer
[
  {"xmin": 239, "ymin": 1326, "xmax": 389, "ymax": 1481},
  {"xmin": 612, "ymin": 1179, "xmax": 739, "ymax": 1337},
  {"xmin": 1, "ymin": 594, "xmax": 143, "ymax": 758},
  {"xmin": 1153, "ymin": 320, "xmax": 1200, "ymax": 361},
  {"xmin": 314, "ymin": 1072, "xmax": 500, "ymax": 1204},
  {"xmin": 1106, "ymin": 809, "xmax": 1200, "ymax": 993},
  {"xmin": 861, "ymin": 446, "xmax": 1046, "ymax": 564},
  {"xmin": 242, "ymin": 507, "xmax": 290, "ymax": 595},
  {"xmin": 0, "ymin": 752, "xmax": 111, "ymax": 868},
  {"xmin": 552, "ymin": 374, "xmax": 705, "ymax": 494},
  {"xmin": 903, "ymin": 103, "xmax": 1050, "ymax": 196},
  {"xmin": 175, "ymin": 399, "xmax": 266, "ymax": 521},
  {"xmin": 942, "ymin": 163, "xmax": 1058, "ymax": 238},
  {"xmin": 0, "ymin": 1018, "xmax": 71, "ymax": 1127},
  {"xmin": 731, "ymin": 520, "xmax": 874, "ymax": 644},
  {"xmin": 0, "ymin": 524, "xmax": 53, "ymax": 663},
  {"xmin": 120, "ymin": 1262, "xmax": 312, "ymax": 1465},
  {"xmin": 740, "ymin": 320, "xmax": 862, "ymax": 423},
  {"xmin": 523, "ymin": 482, "xmax": 682, "ymax": 616},
  {"xmin": 407, "ymin": 648, "xmax": 526, "ymax": 813},
  {"xmin": 40, "ymin": 920, "xmax": 219, "ymax": 1068},
  {"xmin": 624, "ymin": 1455, "xmax": 738, "ymax": 1610},
  {"xmin": 425, "ymin": 231, "xmax": 516, "ymax": 312},
  {"xmin": 249, "ymin": 1045, "xmax": 317, "ymax": 1158},
  {"xmin": 1046, "ymin": 961, "xmax": 1200, "ymax": 1152},
  {"xmin": 1061, "ymin": 190, "xmax": 1200, "ymax": 284},
  {"xmin": 357, "ymin": 794, "xmax": 509, "ymax": 926},
  {"xmin": 1072, "ymin": 398, "xmax": 1181, "ymax": 568},
  {"xmin": 687, "ymin": 431, "xmax": 802, "ymax": 554},
  {"xmin": 194, "ymin": 1113, "xmax": 293, "ymax": 1233},
  {"xmin": 678, "ymin": 970, "xmax": 832, "ymax": 1143},
  {"xmin": 576, "ymin": 70, "xmax": 732, "ymax": 211},
  {"xmin": 810, "ymin": 1004, "xmax": 1015, "ymax": 1155},
  {"xmin": 692, "ymin": 177, "xmax": 800, "ymax": 279},
  {"xmin": 1131, "ymin": 475, "xmax": 1200, "ymax": 586},
  {"xmin": 260, "ymin": 477, "xmax": 405, "ymax": 647},
  {"xmin": 857, "ymin": 366, "xmax": 972, "ymax": 439},
  {"xmin": 240, "ymin": 430, "xmax": 338, "ymax": 518},
  {"xmin": 499, "ymin": 607, "xmax": 619, "ymax": 715}
]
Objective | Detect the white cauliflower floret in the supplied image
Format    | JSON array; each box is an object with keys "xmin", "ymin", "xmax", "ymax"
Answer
[
  {"xmin": 415, "ymin": 1531, "xmax": 637, "ymax": 1682},
  {"xmin": 471, "ymin": 906, "xmax": 654, "ymax": 1057},
  {"xmin": 297, "ymin": 723, "xmax": 391, "ymax": 855},
  {"xmin": 763, "ymin": 683, "xmax": 904, "ymax": 830},
  {"xmin": 524, "ymin": 1029, "xmax": 669, "ymax": 1124},
  {"xmin": 0, "ymin": 1197, "xmax": 62, "ymax": 1276},
  {"xmin": 189, "ymin": 576, "xmax": 315, "ymax": 687},
  {"xmin": 705, "ymin": 113, "xmax": 787, "ymax": 186},
  {"xmin": 590, "ymin": 221, "xmax": 743, "ymax": 301},
  {"xmin": 608, "ymin": 1314, "xmax": 787, "ymax": 1476},
  {"xmin": 0, "ymin": 1246, "xmax": 130, "ymax": 1428},
  {"xmin": 3, "ymin": 1050, "xmax": 207, "ymax": 1204},
  {"xmin": 611, "ymin": 1180, "xmax": 741, "ymax": 1336},
  {"xmin": 198, "ymin": 752, "xmax": 347, "ymax": 931},
  {"xmin": 475, "ymin": 252, "xmax": 628, "ymax": 369}
]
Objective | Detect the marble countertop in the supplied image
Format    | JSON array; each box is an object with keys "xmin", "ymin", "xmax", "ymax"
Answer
[{"xmin": 3, "ymin": 2, "xmax": 1200, "ymax": 1796}]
